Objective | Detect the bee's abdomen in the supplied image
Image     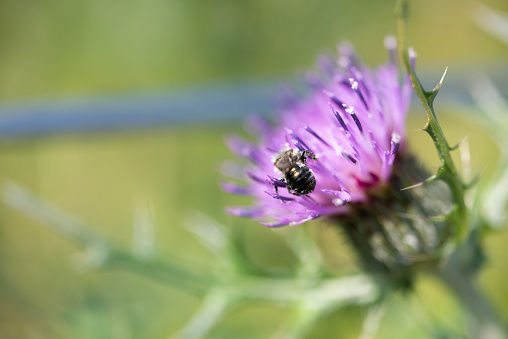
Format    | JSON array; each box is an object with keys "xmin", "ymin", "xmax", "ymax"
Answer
[{"xmin": 288, "ymin": 165, "xmax": 316, "ymax": 195}]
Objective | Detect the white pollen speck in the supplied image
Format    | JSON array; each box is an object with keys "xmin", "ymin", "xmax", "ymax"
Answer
[
  {"xmin": 334, "ymin": 145, "xmax": 344, "ymax": 156},
  {"xmin": 391, "ymin": 132, "xmax": 401, "ymax": 143},
  {"xmin": 351, "ymin": 81, "xmax": 358, "ymax": 91},
  {"xmin": 332, "ymin": 198, "xmax": 346, "ymax": 206},
  {"xmin": 345, "ymin": 106, "xmax": 355, "ymax": 115}
]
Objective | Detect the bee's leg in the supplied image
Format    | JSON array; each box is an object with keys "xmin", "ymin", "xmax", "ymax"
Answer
[
  {"xmin": 275, "ymin": 178, "xmax": 286, "ymax": 195},
  {"xmin": 287, "ymin": 185, "xmax": 294, "ymax": 195},
  {"xmin": 301, "ymin": 150, "xmax": 317, "ymax": 164},
  {"xmin": 287, "ymin": 185, "xmax": 303, "ymax": 196}
]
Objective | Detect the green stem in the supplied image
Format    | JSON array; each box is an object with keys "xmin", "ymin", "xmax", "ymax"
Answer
[
  {"xmin": 106, "ymin": 249, "xmax": 213, "ymax": 296},
  {"xmin": 1, "ymin": 182, "xmax": 215, "ymax": 296},
  {"xmin": 396, "ymin": 0, "xmax": 467, "ymax": 241}
]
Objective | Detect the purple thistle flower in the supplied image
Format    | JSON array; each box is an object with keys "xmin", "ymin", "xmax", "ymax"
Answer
[{"xmin": 224, "ymin": 38, "xmax": 412, "ymax": 228}]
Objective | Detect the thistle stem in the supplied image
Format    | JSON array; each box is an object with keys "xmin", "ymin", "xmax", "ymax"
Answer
[
  {"xmin": 396, "ymin": 0, "xmax": 468, "ymax": 241},
  {"xmin": 395, "ymin": 2, "xmax": 506, "ymax": 335}
]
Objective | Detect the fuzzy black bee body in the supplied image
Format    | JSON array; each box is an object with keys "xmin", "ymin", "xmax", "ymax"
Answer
[{"xmin": 274, "ymin": 149, "xmax": 317, "ymax": 196}]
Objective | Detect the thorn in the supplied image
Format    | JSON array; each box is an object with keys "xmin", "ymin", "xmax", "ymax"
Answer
[
  {"xmin": 400, "ymin": 182, "xmax": 424, "ymax": 191},
  {"xmin": 432, "ymin": 66, "xmax": 448, "ymax": 93},
  {"xmin": 400, "ymin": 173, "xmax": 439, "ymax": 191},
  {"xmin": 449, "ymin": 133, "xmax": 471, "ymax": 151}
]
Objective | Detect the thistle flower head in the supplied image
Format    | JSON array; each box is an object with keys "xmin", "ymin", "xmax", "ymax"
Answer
[{"xmin": 224, "ymin": 38, "xmax": 412, "ymax": 227}]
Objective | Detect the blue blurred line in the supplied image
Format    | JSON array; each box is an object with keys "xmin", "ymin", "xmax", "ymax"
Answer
[
  {"xmin": 0, "ymin": 80, "xmax": 278, "ymax": 138},
  {"xmin": 0, "ymin": 75, "xmax": 482, "ymax": 139}
]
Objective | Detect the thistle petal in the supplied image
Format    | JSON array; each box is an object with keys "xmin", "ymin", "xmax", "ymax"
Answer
[{"xmin": 225, "ymin": 39, "xmax": 410, "ymax": 227}]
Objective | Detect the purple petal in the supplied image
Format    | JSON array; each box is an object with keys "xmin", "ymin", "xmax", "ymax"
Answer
[
  {"xmin": 322, "ymin": 189, "xmax": 351, "ymax": 205},
  {"xmin": 246, "ymin": 171, "xmax": 268, "ymax": 184},
  {"xmin": 260, "ymin": 213, "xmax": 319, "ymax": 228},
  {"xmin": 226, "ymin": 136, "xmax": 263, "ymax": 164},
  {"xmin": 349, "ymin": 78, "xmax": 369, "ymax": 110},
  {"xmin": 266, "ymin": 175, "xmax": 287, "ymax": 188},
  {"xmin": 224, "ymin": 39, "xmax": 411, "ymax": 228},
  {"xmin": 286, "ymin": 128, "xmax": 312, "ymax": 152},
  {"xmin": 264, "ymin": 191, "xmax": 295, "ymax": 202},
  {"xmin": 226, "ymin": 207, "xmax": 263, "ymax": 218},
  {"xmin": 220, "ymin": 182, "xmax": 251, "ymax": 195},
  {"xmin": 304, "ymin": 125, "xmax": 330, "ymax": 147},
  {"xmin": 330, "ymin": 105, "xmax": 348, "ymax": 131}
]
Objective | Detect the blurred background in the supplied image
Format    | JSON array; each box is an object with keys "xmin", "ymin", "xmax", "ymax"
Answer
[{"xmin": 1, "ymin": 0, "xmax": 508, "ymax": 338}]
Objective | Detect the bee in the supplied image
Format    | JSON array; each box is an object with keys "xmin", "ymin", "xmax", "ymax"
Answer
[{"xmin": 274, "ymin": 148, "xmax": 317, "ymax": 196}]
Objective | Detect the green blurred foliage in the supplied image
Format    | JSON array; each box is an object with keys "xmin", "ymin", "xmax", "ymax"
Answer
[
  {"xmin": 0, "ymin": 0, "xmax": 506, "ymax": 99},
  {"xmin": 0, "ymin": 0, "xmax": 508, "ymax": 338},
  {"xmin": 0, "ymin": 114, "xmax": 506, "ymax": 338}
]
